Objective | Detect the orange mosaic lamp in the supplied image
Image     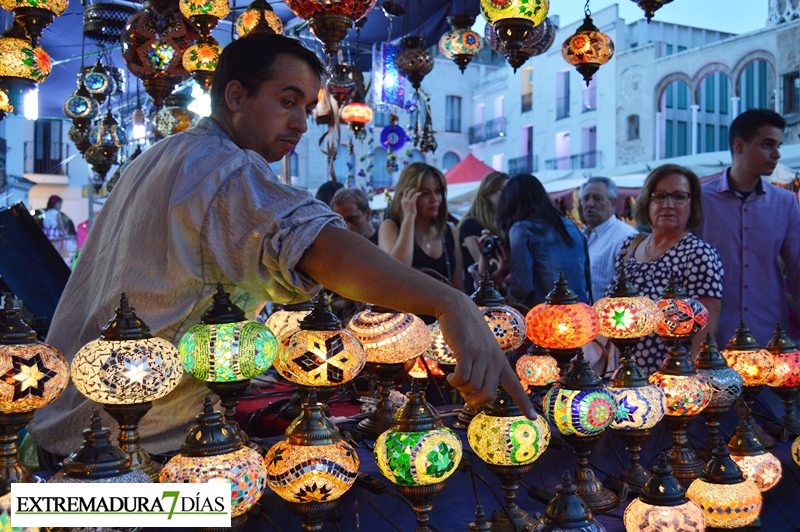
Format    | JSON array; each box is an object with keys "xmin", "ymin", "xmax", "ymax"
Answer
[
  {"xmin": 516, "ymin": 344, "xmax": 559, "ymax": 392},
  {"xmin": 525, "ymin": 273, "xmax": 598, "ymax": 374},
  {"xmin": 236, "ymin": 0, "xmax": 283, "ymax": 36},
  {"xmin": 765, "ymin": 323, "xmax": 800, "ymax": 436},
  {"xmin": 561, "ymin": 3, "xmax": 614, "ymax": 85},
  {"xmin": 655, "ymin": 277, "xmax": 708, "ymax": 342},
  {"xmin": 0, "ymin": 295, "xmax": 69, "ymax": 485}
]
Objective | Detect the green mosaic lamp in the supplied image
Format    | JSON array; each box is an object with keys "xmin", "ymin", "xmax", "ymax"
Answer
[
  {"xmin": 374, "ymin": 379, "xmax": 462, "ymax": 531},
  {"xmin": 178, "ymin": 283, "xmax": 277, "ymax": 448}
]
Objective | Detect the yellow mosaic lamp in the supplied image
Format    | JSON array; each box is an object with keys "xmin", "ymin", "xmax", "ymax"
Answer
[
  {"xmin": 686, "ymin": 441, "xmax": 762, "ymax": 530},
  {"xmin": 0, "ymin": 0, "xmax": 68, "ymax": 43},
  {"xmin": 182, "ymin": 35, "xmax": 222, "ymax": 92},
  {"xmin": 561, "ymin": 3, "xmax": 614, "ymax": 85},
  {"xmin": 480, "ymin": 0, "xmax": 549, "ymax": 70},
  {"xmin": 468, "ymin": 387, "xmax": 550, "ymax": 531},
  {"xmin": 0, "ymin": 296, "xmax": 69, "ymax": 484},
  {"xmin": 71, "ymin": 293, "xmax": 184, "ymax": 480},
  {"xmin": 160, "ymin": 396, "xmax": 266, "ymax": 529},
  {"xmin": 346, "ymin": 308, "xmax": 430, "ymax": 438},
  {"xmin": 236, "ymin": 0, "xmax": 283, "ymax": 36},
  {"xmin": 265, "ymin": 300, "xmax": 313, "ymax": 341},
  {"xmin": 264, "ymin": 390, "xmax": 359, "ymax": 530},
  {"xmin": 0, "ymin": 22, "xmax": 50, "ymax": 110},
  {"xmin": 374, "ymin": 380, "xmax": 462, "ymax": 528}
]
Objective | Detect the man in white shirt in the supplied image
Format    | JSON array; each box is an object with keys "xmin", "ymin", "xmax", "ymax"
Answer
[{"xmin": 580, "ymin": 176, "xmax": 638, "ymax": 299}]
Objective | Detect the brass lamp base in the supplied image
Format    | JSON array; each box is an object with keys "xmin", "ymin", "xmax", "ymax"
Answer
[
  {"xmin": 453, "ymin": 403, "xmax": 482, "ymax": 430},
  {"xmin": 663, "ymin": 415, "xmax": 703, "ymax": 484},
  {"xmin": 357, "ymin": 362, "xmax": 406, "ymax": 439},
  {"xmin": 279, "ymin": 385, "xmax": 338, "ymax": 421},
  {"xmin": 700, "ymin": 403, "xmax": 732, "ymax": 462},
  {"xmin": 607, "ymin": 428, "xmax": 652, "ymax": 494},
  {"xmin": 765, "ymin": 386, "xmax": 800, "ymax": 437},
  {"xmin": 562, "ymin": 434, "xmax": 619, "ymax": 512},
  {"xmin": 397, "ymin": 482, "xmax": 447, "ymax": 532},
  {"xmin": 485, "ymin": 463, "xmax": 540, "ymax": 532},
  {"xmin": 742, "ymin": 386, "xmax": 777, "ymax": 451},
  {"xmin": 0, "ymin": 411, "xmax": 35, "ymax": 485},
  {"xmin": 207, "ymin": 380, "xmax": 261, "ymax": 453},
  {"xmin": 285, "ymin": 500, "xmax": 339, "ymax": 532},
  {"xmin": 103, "ymin": 401, "xmax": 161, "ymax": 481}
]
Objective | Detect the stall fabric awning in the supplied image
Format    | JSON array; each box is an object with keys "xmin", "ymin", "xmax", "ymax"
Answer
[{"xmin": 444, "ymin": 154, "xmax": 495, "ymax": 184}]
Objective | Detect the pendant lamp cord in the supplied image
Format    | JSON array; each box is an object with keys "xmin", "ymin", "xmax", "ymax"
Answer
[{"xmin": 585, "ymin": 0, "xmax": 591, "ymax": 17}]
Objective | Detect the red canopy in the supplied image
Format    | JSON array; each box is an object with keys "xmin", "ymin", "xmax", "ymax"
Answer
[{"xmin": 444, "ymin": 154, "xmax": 495, "ymax": 184}]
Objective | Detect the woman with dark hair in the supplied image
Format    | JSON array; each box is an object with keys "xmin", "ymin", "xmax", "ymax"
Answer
[
  {"xmin": 42, "ymin": 195, "xmax": 76, "ymax": 263},
  {"xmin": 613, "ymin": 163, "xmax": 723, "ymax": 372},
  {"xmin": 494, "ymin": 173, "xmax": 589, "ymax": 308}
]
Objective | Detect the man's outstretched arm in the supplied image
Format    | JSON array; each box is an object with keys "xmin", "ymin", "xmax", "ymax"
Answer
[{"xmin": 298, "ymin": 224, "xmax": 536, "ymax": 419}]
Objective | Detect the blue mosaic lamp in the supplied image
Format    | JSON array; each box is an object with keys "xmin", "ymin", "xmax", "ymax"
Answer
[
  {"xmin": 178, "ymin": 283, "xmax": 277, "ymax": 448},
  {"xmin": 438, "ymin": 14, "xmax": 483, "ymax": 73}
]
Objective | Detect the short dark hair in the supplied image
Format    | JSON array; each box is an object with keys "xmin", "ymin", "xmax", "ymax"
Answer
[
  {"xmin": 633, "ymin": 164, "xmax": 703, "ymax": 230},
  {"xmin": 210, "ymin": 34, "xmax": 326, "ymax": 112},
  {"xmin": 331, "ymin": 187, "xmax": 370, "ymax": 213},
  {"xmin": 729, "ymin": 109, "xmax": 786, "ymax": 152},
  {"xmin": 315, "ymin": 180, "xmax": 344, "ymax": 206}
]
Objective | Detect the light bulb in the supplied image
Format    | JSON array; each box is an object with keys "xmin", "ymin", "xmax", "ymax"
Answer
[
  {"xmin": 23, "ymin": 87, "xmax": 38, "ymax": 121},
  {"xmin": 189, "ymin": 83, "xmax": 211, "ymax": 117},
  {"xmin": 132, "ymin": 109, "xmax": 146, "ymax": 140}
]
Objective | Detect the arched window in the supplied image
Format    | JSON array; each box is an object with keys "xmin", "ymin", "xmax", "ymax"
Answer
[
  {"xmin": 442, "ymin": 151, "xmax": 460, "ymax": 171},
  {"xmin": 627, "ymin": 115, "xmax": 640, "ymax": 141}
]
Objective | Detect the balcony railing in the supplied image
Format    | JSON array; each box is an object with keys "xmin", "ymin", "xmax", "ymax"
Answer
[
  {"xmin": 24, "ymin": 141, "xmax": 69, "ymax": 175},
  {"xmin": 544, "ymin": 150, "xmax": 602, "ymax": 170},
  {"xmin": 508, "ymin": 154, "xmax": 538, "ymax": 175},
  {"xmin": 556, "ymin": 96, "xmax": 569, "ymax": 119},
  {"xmin": 521, "ymin": 93, "xmax": 532, "ymax": 113},
  {"xmin": 485, "ymin": 117, "xmax": 506, "ymax": 140},
  {"xmin": 469, "ymin": 123, "xmax": 485, "ymax": 144}
]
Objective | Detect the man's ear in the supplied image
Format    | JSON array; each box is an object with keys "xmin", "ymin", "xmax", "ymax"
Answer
[
  {"xmin": 732, "ymin": 137, "xmax": 746, "ymax": 155},
  {"xmin": 225, "ymin": 80, "xmax": 245, "ymax": 113}
]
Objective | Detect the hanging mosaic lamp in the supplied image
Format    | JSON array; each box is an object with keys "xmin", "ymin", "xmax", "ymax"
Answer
[
  {"xmin": 721, "ymin": 319, "xmax": 776, "ymax": 451},
  {"xmin": 346, "ymin": 308, "xmax": 429, "ymax": 438},
  {"xmin": 89, "ymin": 109, "xmax": 127, "ymax": 165},
  {"xmin": 69, "ymin": 123, "xmax": 92, "ymax": 155},
  {"xmin": 327, "ymin": 64, "xmax": 356, "ymax": 106},
  {"xmin": 182, "ymin": 34, "xmax": 222, "ymax": 92},
  {"xmin": 623, "ymin": 453, "xmax": 705, "ymax": 532},
  {"xmin": 765, "ymin": 323, "xmax": 800, "ymax": 436},
  {"xmin": 648, "ymin": 342, "xmax": 712, "ymax": 484},
  {"xmin": 561, "ymin": 3, "xmax": 614, "ymax": 86},
  {"xmin": 543, "ymin": 348, "xmax": 618, "ymax": 512},
  {"xmin": 70, "ymin": 293, "xmax": 184, "ymax": 480},
  {"xmin": 179, "ymin": 0, "xmax": 230, "ymax": 32},
  {"xmin": 654, "ymin": 276, "xmax": 708, "ymax": 343},
  {"xmin": 533, "ymin": 471, "xmax": 606, "ymax": 532},
  {"xmin": 607, "ymin": 347, "xmax": 666, "ymax": 493},
  {"xmin": 62, "ymin": 81, "xmax": 99, "ymax": 132},
  {"xmin": 394, "ymin": 36, "xmax": 433, "ymax": 90},
  {"xmin": 481, "ymin": 0, "xmax": 549, "ymax": 71},
  {"xmin": 525, "ymin": 272, "xmax": 599, "ymax": 374},
  {"xmin": 81, "ymin": 60, "xmax": 115, "ymax": 106},
  {"xmin": 47, "ymin": 409, "xmax": 152, "ymax": 484},
  {"xmin": 264, "ymin": 390, "xmax": 359, "ymax": 529},
  {"xmin": 0, "ymin": 296, "xmax": 69, "ymax": 485},
  {"xmin": 83, "ymin": 2, "xmax": 138, "ymax": 45},
  {"xmin": 0, "ymin": 0, "xmax": 68, "ymax": 43},
  {"xmin": 284, "ymin": 0, "xmax": 377, "ymax": 56},
  {"xmin": 472, "ymin": 272, "xmax": 526, "ymax": 354},
  {"xmin": 264, "ymin": 300, "xmax": 313, "ymax": 341},
  {"xmin": 121, "ymin": 0, "xmax": 199, "ymax": 108},
  {"xmin": 468, "ymin": 387, "xmax": 550, "ymax": 531},
  {"xmin": 374, "ymin": 379, "xmax": 462, "ymax": 527},
  {"xmin": 236, "ymin": 0, "xmax": 283, "ymax": 36},
  {"xmin": 161, "ymin": 396, "xmax": 266, "ymax": 529},
  {"xmin": 632, "ymin": 0, "xmax": 673, "ymax": 22},
  {"xmin": 686, "ymin": 442, "xmax": 762, "ymax": 530},
  {"xmin": 0, "ymin": 21, "xmax": 51, "ymax": 110},
  {"xmin": 438, "ymin": 14, "xmax": 483, "ymax": 73},
  {"xmin": 515, "ymin": 343, "xmax": 559, "ymax": 393},
  {"xmin": 696, "ymin": 333, "xmax": 743, "ymax": 454},
  {"xmin": 484, "ymin": 16, "xmax": 555, "ymax": 64},
  {"xmin": 150, "ymin": 92, "xmax": 199, "ymax": 138},
  {"xmin": 341, "ymin": 96, "xmax": 373, "ymax": 140},
  {"xmin": 592, "ymin": 270, "xmax": 661, "ymax": 352}
]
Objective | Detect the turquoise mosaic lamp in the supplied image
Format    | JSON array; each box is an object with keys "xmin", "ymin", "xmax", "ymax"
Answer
[
  {"xmin": 178, "ymin": 283, "xmax": 277, "ymax": 447},
  {"xmin": 374, "ymin": 380, "xmax": 462, "ymax": 528}
]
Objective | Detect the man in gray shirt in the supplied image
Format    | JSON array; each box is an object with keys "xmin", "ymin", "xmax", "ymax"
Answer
[{"xmin": 30, "ymin": 34, "xmax": 533, "ymax": 458}]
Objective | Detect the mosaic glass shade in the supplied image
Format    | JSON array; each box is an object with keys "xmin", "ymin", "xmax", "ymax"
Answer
[
  {"xmin": 82, "ymin": 61, "xmax": 115, "ymax": 105},
  {"xmin": 160, "ymin": 446, "xmax": 265, "ymax": 516},
  {"xmin": 265, "ymin": 438, "xmax": 359, "ymax": 502},
  {"xmin": 345, "ymin": 310, "xmax": 429, "ymax": 364},
  {"xmin": 623, "ymin": 499, "xmax": 705, "ymax": 532},
  {"xmin": 236, "ymin": 0, "xmax": 284, "ymax": 36},
  {"xmin": 150, "ymin": 101, "xmax": 200, "ymax": 138},
  {"xmin": 178, "ymin": 321, "xmax": 277, "ymax": 382},
  {"xmin": 593, "ymin": 296, "xmax": 660, "ymax": 340},
  {"xmin": 792, "ymin": 436, "xmax": 800, "ymax": 465},
  {"xmin": 90, "ymin": 111, "xmax": 128, "ymax": 148},
  {"xmin": 655, "ymin": 298, "xmax": 708, "ymax": 338},
  {"xmin": 275, "ymin": 329, "xmax": 365, "ymax": 386},
  {"xmin": 121, "ymin": 0, "xmax": 199, "ymax": 107},
  {"xmin": 438, "ymin": 14, "xmax": 483, "ymax": 72},
  {"xmin": 468, "ymin": 412, "xmax": 550, "ymax": 466},
  {"xmin": 374, "ymin": 427, "xmax": 461, "ymax": 486},
  {"xmin": 62, "ymin": 83, "xmax": 98, "ymax": 121},
  {"xmin": 0, "ymin": 342, "xmax": 68, "ymax": 414},
  {"xmin": 686, "ymin": 478, "xmax": 761, "ymax": 529},
  {"xmin": 0, "ymin": 89, "xmax": 11, "ymax": 115},
  {"xmin": 483, "ymin": 16, "xmax": 554, "ymax": 57},
  {"xmin": 371, "ymin": 41, "xmax": 404, "ymax": 114},
  {"xmin": 515, "ymin": 352, "xmax": 559, "ymax": 389},
  {"xmin": 769, "ymin": 351, "xmax": 800, "ymax": 387},
  {"xmin": 525, "ymin": 302, "xmax": 598, "ymax": 350},
  {"xmin": 480, "ymin": 0, "xmax": 549, "ymax": 26},
  {"xmin": 283, "ymin": 0, "xmax": 376, "ymax": 22},
  {"xmin": 0, "ymin": 29, "xmax": 51, "ymax": 83},
  {"xmin": 424, "ymin": 321, "xmax": 456, "ymax": 366},
  {"xmin": 543, "ymin": 386, "xmax": 616, "ymax": 437},
  {"xmin": 721, "ymin": 349, "xmax": 774, "ymax": 387},
  {"xmin": 480, "ymin": 305, "xmax": 525, "ymax": 353},
  {"xmin": 696, "ymin": 335, "xmax": 744, "ymax": 409},
  {"xmin": 648, "ymin": 373, "xmax": 712, "ymax": 417},
  {"xmin": 341, "ymin": 100, "xmax": 374, "ymax": 127},
  {"xmin": 179, "ymin": 0, "xmax": 230, "ymax": 21},
  {"xmin": 182, "ymin": 38, "xmax": 222, "ymax": 73},
  {"xmin": 561, "ymin": 17, "xmax": 614, "ymax": 68},
  {"xmin": 608, "ymin": 385, "xmax": 665, "ymax": 430},
  {"xmin": 265, "ymin": 309, "xmax": 310, "ymax": 341},
  {"xmin": 731, "ymin": 453, "xmax": 782, "ymax": 492},
  {"xmin": 0, "ymin": 0, "xmax": 68, "ymax": 15},
  {"xmin": 0, "ymin": 492, "xmax": 38, "ymax": 532},
  {"xmin": 71, "ymin": 336, "xmax": 183, "ymax": 404},
  {"xmin": 394, "ymin": 36, "xmax": 434, "ymax": 90}
]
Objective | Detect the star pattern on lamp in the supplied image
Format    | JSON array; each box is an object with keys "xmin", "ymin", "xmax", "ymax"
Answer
[
  {"xmin": 614, "ymin": 395, "xmax": 639, "ymax": 424},
  {"xmin": 124, "ymin": 358, "xmax": 151, "ymax": 385},
  {"xmin": 100, "ymin": 351, "xmax": 157, "ymax": 395},
  {"xmin": 292, "ymin": 333, "xmax": 349, "ymax": 383},
  {"xmin": 2, "ymin": 353, "xmax": 57, "ymax": 401}
]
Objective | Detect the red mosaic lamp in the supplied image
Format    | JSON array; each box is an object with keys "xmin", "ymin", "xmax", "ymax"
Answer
[
  {"xmin": 283, "ymin": 0, "xmax": 377, "ymax": 57},
  {"xmin": 765, "ymin": 323, "xmax": 800, "ymax": 437},
  {"xmin": 655, "ymin": 277, "xmax": 709, "ymax": 345}
]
